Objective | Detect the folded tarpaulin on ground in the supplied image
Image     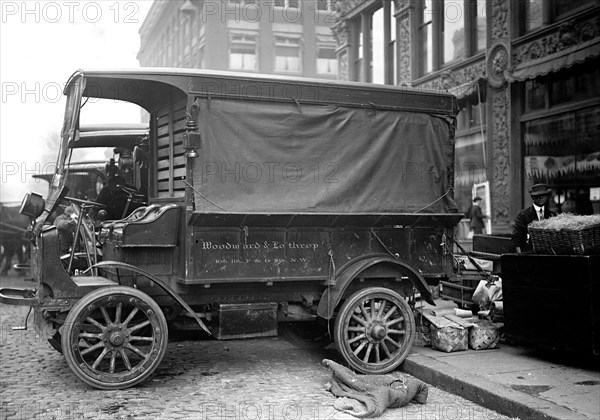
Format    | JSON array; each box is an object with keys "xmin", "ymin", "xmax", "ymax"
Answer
[{"xmin": 322, "ymin": 359, "xmax": 428, "ymax": 418}]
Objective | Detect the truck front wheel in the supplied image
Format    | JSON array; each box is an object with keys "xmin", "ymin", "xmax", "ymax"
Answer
[
  {"xmin": 334, "ymin": 287, "xmax": 415, "ymax": 374},
  {"xmin": 61, "ymin": 286, "xmax": 168, "ymax": 389}
]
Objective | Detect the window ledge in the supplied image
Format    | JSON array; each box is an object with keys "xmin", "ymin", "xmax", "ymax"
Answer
[{"xmin": 412, "ymin": 52, "xmax": 486, "ymax": 86}]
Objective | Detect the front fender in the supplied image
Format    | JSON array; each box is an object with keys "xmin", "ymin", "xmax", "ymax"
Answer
[
  {"xmin": 92, "ymin": 261, "xmax": 211, "ymax": 336},
  {"xmin": 317, "ymin": 254, "xmax": 434, "ymax": 319}
]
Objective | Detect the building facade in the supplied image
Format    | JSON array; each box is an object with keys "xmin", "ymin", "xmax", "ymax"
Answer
[
  {"xmin": 333, "ymin": 0, "xmax": 600, "ymax": 233},
  {"xmin": 138, "ymin": 0, "xmax": 339, "ymax": 79}
]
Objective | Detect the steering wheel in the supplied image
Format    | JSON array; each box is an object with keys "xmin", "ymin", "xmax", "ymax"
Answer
[
  {"xmin": 64, "ymin": 196, "xmax": 108, "ymax": 210},
  {"xmin": 116, "ymin": 185, "xmax": 144, "ymax": 197}
]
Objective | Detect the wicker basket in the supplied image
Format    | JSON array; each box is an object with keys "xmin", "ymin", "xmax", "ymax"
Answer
[
  {"xmin": 529, "ymin": 224, "xmax": 600, "ymax": 255},
  {"xmin": 414, "ymin": 325, "xmax": 431, "ymax": 347},
  {"xmin": 430, "ymin": 324, "xmax": 468, "ymax": 353},
  {"xmin": 469, "ymin": 321, "xmax": 500, "ymax": 350}
]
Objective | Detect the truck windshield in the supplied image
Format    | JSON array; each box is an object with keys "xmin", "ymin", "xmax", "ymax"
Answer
[{"xmin": 38, "ymin": 75, "xmax": 85, "ymax": 227}]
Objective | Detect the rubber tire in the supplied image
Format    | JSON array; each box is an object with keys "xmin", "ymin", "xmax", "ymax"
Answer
[
  {"xmin": 61, "ymin": 286, "xmax": 168, "ymax": 390},
  {"xmin": 334, "ymin": 287, "xmax": 415, "ymax": 374}
]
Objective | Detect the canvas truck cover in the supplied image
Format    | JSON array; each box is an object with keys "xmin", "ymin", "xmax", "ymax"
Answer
[{"xmin": 191, "ymin": 98, "xmax": 457, "ymax": 214}]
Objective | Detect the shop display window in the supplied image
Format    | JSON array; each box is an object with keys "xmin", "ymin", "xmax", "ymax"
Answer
[{"xmin": 522, "ymin": 64, "xmax": 600, "ymax": 206}]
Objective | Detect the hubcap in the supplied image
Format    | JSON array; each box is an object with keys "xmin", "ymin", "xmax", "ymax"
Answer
[
  {"xmin": 109, "ymin": 331, "xmax": 125, "ymax": 346},
  {"xmin": 369, "ymin": 323, "xmax": 387, "ymax": 341}
]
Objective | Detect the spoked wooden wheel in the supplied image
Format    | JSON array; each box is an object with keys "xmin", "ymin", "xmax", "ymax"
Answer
[
  {"xmin": 61, "ymin": 286, "xmax": 168, "ymax": 389},
  {"xmin": 334, "ymin": 287, "xmax": 415, "ymax": 374}
]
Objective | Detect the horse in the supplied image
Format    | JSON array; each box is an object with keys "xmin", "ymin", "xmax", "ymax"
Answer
[{"xmin": 0, "ymin": 204, "xmax": 31, "ymax": 276}]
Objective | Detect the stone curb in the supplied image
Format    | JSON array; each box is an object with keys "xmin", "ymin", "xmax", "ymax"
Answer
[{"xmin": 401, "ymin": 352, "xmax": 585, "ymax": 420}]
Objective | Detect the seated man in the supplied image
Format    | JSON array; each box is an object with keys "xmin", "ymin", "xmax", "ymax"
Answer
[
  {"xmin": 54, "ymin": 205, "xmax": 77, "ymax": 255},
  {"xmin": 96, "ymin": 160, "xmax": 144, "ymax": 221}
]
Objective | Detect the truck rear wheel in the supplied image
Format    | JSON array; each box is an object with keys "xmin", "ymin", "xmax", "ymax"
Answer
[
  {"xmin": 334, "ymin": 287, "xmax": 415, "ymax": 374},
  {"xmin": 61, "ymin": 286, "xmax": 168, "ymax": 389}
]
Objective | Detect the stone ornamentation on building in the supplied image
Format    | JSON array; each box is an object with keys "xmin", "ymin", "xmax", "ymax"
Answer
[
  {"xmin": 397, "ymin": 11, "xmax": 411, "ymax": 83},
  {"xmin": 487, "ymin": 41, "xmax": 510, "ymax": 89},
  {"xmin": 332, "ymin": 20, "xmax": 349, "ymax": 47},
  {"xmin": 491, "ymin": 0, "xmax": 508, "ymax": 40},
  {"xmin": 334, "ymin": 0, "xmax": 364, "ymax": 15},
  {"xmin": 491, "ymin": 90, "xmax": 511, "ymax": 224},
  {"xmin": 512, "ymin": 17, "xmax": 600, "ymax": 67},
  {"xmin": 416, "ymin": 61, "xmax": 486, "ymax": 92},
  {"xmin": 338, "ymin": 52, "xmax": 349, "ymax": 80}
]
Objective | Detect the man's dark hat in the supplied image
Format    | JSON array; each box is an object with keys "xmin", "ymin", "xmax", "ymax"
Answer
[
  {"xmin": 473, "ymin": 196, "xmax": 482, "ymax": 202},
  {"xmin": 529, "ymin": 183, "xmax": 551, "ymax": 196}
]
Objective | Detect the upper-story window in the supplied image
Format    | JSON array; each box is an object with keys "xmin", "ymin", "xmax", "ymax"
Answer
[
  {"xmin": 443, "ymin": 2, "xmax": 466, "ymax": 64},
  {"xmin": 415, "ymin": 0, "xmax": 487, "ymax": 77},
  {"xmin": 520, "ymin": 0, "xmax": 595, "ymax": 35},
  {"xmin": 229, "ymin": 32, "xmax": 258, "ymax": 71},
  {"xmin": 274, "ymin": 34, "xmax": 302, "ymax": 73},
  {"xmin": 317, "ymin": 0, "xmax": 334, "ymax": 11},
  {"xmin": 316, "ymin": 34, "xmax": 338, "ymax": 76},
  {"xmin": 274, "ymin": 0, "xmax": 300, "ymax": 8},
  {"xmin": 350, "ymin": 1, "xmax": 397, "ymax": 84},
  {"xmin": 419, "ymin": 0, "xmax": 434, "ymax": 74}
]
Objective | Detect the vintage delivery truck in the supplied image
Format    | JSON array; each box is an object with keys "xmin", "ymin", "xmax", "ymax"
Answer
[{"xmin": 1, "ymin": 69, "xmax": 460, "ymax": 389}]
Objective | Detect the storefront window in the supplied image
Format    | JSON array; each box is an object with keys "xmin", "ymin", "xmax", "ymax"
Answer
[
  {"xmin": 525, "ymin": 79, "xmax": 546, "ymax": 111},
  {"xmin": 523, "ymin": 107, "xmax": 600, "ymax": 213},
  {"xmin": 456, "ymin": 102, "xmax": 487, "ymax": 131},
  {"xmin": 454, "ymin": 91, "xmax": 488, "ymax": 214},
  {"xmin": 455, "ymin": 132, "xmax": 487, "ymax": 214},
  {"xmin": 521, "ymin": 0, "xmax": 595, "ymax": 35},
  {"xmin": 553, "ymin": 0, "xmax": 594, "ymax": 18},
  {"xmin": 551, "ymin": 64, "xmax": 600, "ymax": 106}
]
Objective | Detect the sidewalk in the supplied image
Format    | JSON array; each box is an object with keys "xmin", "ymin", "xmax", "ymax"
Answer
[{"xmin": 402, "ymin": 300, "xmax": 600, "ymax": 420}]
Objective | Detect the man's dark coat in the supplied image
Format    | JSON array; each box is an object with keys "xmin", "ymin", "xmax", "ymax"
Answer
[
  {"xmin": 511, "ymin": 205, "xmax": 556, "ymax": 251},
  {"xmin": 470, "ymin": 204, "xmax": 485, "ymax": 232}
]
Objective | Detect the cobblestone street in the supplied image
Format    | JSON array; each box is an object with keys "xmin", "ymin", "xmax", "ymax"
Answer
[{"xmin": 1, "ymin": 275, "xmax": 511, "ymax": 420}]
